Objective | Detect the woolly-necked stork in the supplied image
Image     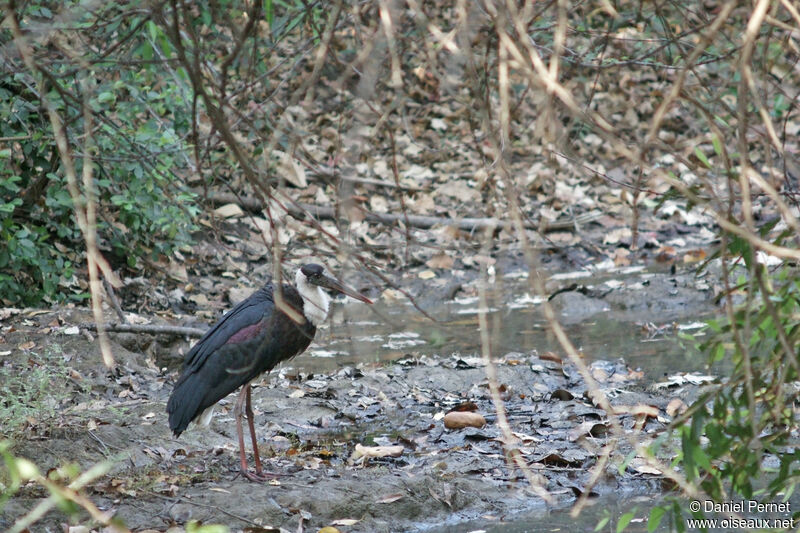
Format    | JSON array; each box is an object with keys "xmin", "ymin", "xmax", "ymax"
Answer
[{"xmin": 167, "ymin": 263, "xmax": 372, "ymax": 481}]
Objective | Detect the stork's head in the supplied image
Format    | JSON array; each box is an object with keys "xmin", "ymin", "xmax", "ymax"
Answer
[{"xmin": 296, "ymin": 264, "xmax": 372, "ymax": 325}]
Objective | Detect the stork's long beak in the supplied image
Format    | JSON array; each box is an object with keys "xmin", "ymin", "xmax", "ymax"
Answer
[{"xmin": 313, "ymin": 273, "xmax": 373, "ymax": 304}]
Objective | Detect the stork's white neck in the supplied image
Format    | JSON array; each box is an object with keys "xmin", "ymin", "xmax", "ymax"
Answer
[{"xmin": 296, "ymin": 268, "xmax": 331, "ymax": 326}]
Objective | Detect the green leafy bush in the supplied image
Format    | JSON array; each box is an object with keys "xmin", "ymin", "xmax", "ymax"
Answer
[
  {"xmin": 646, "ymin": 239, "xmax": 800, "ymax": 532},
  {"xmin": 0, "ymin": 3, "xmax": 198, "ymax": 305}
]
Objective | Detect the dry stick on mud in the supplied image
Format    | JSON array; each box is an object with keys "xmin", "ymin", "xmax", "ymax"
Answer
[
  {"xmin": 310, "ymin": 165, "xmax": 421, "ymax": 191},
  {"xmin": 79, "ymin": 322, "xmax": 206, "ymax": 337},
  {"xmin": 144, "ymin": 491, "xmax": 263, "ymax": 528},
  {"xmin": 202, "ymin": 190, "xmax": 600, "ymax": 233}
]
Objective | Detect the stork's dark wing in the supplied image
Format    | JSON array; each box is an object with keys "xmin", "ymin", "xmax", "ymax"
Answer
[
  {"xmin": 182, "ymin": 284, "xmax": 275, "ymax": 373},
  {"xmin": 167, "ymin": 282, "xmax": 316, "ymax": 436},
  {"xmin": 167, "ymin": 284, "xmax": 275, "ymax": 436}
]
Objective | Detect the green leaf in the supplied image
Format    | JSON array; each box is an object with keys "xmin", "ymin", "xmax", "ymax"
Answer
[
  {"xmin": 694, "ymin": 146, "xmax": 711, "ymax": 169},
  {"xmin": 711, "ymin": 134, "xmax": 722, "ymax": 157},
  {"xmin": 97, "ymin": 91, "xmax": 116, "ymax": 104},
  {"xmin": 617, "ymin": 510, "xmax": 636, "ymax": 533},
  {"xmin": 595, "ymin": 510, "xmax": 611, "ymax": 531},
  {"xmin": 618, "ymin": 449, "xmax": 637, "ymax": 475},
  {"xmin": 647, "ymin": 506, "xmax": 666, "ymax": 532},
  {"xmin": 265, "ymin": 0, "xmax": 274, "ymax": 27}
]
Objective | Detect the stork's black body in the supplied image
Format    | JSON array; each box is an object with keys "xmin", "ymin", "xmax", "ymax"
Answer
[
  {"xmin": 167, "ymin": 283, "xmax": 314, "ymax": 436},
  {"xmin": 167, "ymin": 263, "xmax": 371, "ymax": 481}
]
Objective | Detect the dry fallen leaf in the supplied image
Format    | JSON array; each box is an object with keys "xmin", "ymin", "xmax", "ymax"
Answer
[
  {"xmin": 568, "ymin": 421, "xmax": 608, "ymax": 442},
  {"xmin": 381, "ymin": 288, "xmax": 404, "ymax": 301},
  {"xmin": 189, "ymin": 293, "xmax": 209, "ymax": 306},
  {"xmin": 655, "ymin": 245, "xmax": 677, "ymax": 262},
  {"xmin": 408, "ymin": 192, "xmax": 436, "ymax": 213},
  {"xmin": 351, "ymin": 443, "xmax": 404, "ymax": 462},
  {"xmin": 551, "ymin": 389, "xmax": 574, "ymax": 401},
  {"xmin": 434, "ymin": 181, "xmax": 479, "ymax": 202},
  {"xmin": 666, "ymin": 398, "xmax": 687, "ymax": 417},
  {"xmin": 167, "ymin": 260, "xmax": 189, "ymax": 283},
  {"xmin": 591, "ymin": 366, "xmax": 609, "ymax": 382},
  {"xmin": 426, "ymin": 253, "xmax": 454, "ymax": 269},
  {"xmin": 274, "ymin": 150, "xmax": 307, "ymax": 188},
  {"xmin": 603, "ymin": 227, "xmax": 632, "ymax": 245},
  {"xmin": 376, "ymin": 493, "xmax": 405, "ymax": 504},
  {"xmin": 616, "ymin": 404, "xmax": 659, "ymax": 419},
  {"xmin": 443, "ymin": 411, "xmax": 486, "ymax": 429},
  {"xmin": 612, "ymin": 247, "xmax": 631, "ymax": 266},
  {"xmin": 547, "ymin": 231, "xmax": 581, "ymax": 245},
  {"xmin": 370, "ymin": 195, "xmax": 389, "ymax": 213},
  {"xmin": 213, "ymin": 203, "xmax": 244, "ymax": 218},
  {"xmin": 683, "ymin": 249, "xmax": 707, "ymax": 263},
  {"xmin": 418, "ymin": 270, "xmax": 436, "ymax": 280},
  {"xmin": 449, "ymin": 401, "xmax": 479, "ymax": 412},
  {"xmin": 228, "ymin": 287, "xmax": 252, "ymax": 305},
  {"xmin": 629, "ymin": 458, "xmax": 662, "ymax": 475},
  {"xmin": 330, "ymin": 519, "xmax": 360, "ymax": 526}
]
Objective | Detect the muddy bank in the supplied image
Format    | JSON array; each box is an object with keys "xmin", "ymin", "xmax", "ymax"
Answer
[{"xmin": 1, "ymin": 300, "xmax": 710, "ymax": 532}]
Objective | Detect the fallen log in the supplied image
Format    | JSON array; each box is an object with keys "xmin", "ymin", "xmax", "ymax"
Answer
[
  {"xmin": 79, "ymin": 322, "xmax": 206, "ymax": 337},
  {"xmin": 199, "ymin": 190, "xmax": 600, "ymax": 233}
]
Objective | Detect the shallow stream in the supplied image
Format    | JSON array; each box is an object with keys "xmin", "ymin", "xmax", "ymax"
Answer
[
  {"xmin": 301, "ymin": 267, "xmax": 713, "ymax": 381},
  {"xmin": 289, "ymin": 267, "xmax": 720, "ymax": 531}
]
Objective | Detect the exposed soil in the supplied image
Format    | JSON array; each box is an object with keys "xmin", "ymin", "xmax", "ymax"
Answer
[
  {"xmin": 1, "ymin": 150, "xmax": 730, "ymax": 531},
  {"xmin": 1, "ymin": 260, "xmax": 715, "ymax": 532}
]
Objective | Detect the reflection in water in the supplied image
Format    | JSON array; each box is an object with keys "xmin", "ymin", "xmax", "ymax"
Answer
[{"xmin": 294, "ymin": 276, "xmax": 708, "ymax": 381}]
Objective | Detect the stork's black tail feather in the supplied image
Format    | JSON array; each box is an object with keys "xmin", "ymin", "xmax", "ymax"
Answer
[
  {"xmin": 168, "ymin": 352, "xmax": 251, "ymax": 436},
  {"xmin": 167, "ymin": 371, "xmax": 205, "ymax": 437}
]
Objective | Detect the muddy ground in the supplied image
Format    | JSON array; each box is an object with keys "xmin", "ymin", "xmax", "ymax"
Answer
[{"xmin": 0, "ymin": 254, "xmax": 718, "ymax": 532}]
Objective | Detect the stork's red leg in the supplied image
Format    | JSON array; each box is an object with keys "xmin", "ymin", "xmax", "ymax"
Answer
[
  {"xmin": 233, "ymin": 384, "xmax": 268, "ymax": 482},
  {"xmin": 234, "ymin": 385, "xmax": 251, "ymax": 475},
  {"xmin": 244, "ymin": 384, "xmax": 264, "ymax": 475}
]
